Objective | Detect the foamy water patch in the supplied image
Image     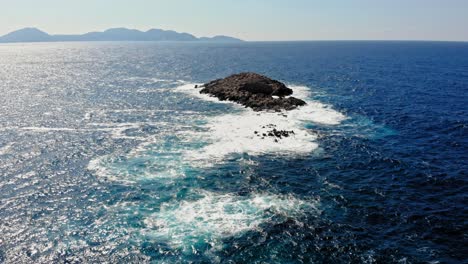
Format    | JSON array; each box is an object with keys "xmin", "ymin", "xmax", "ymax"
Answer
[
  {"xmin": 184, "ymin": 111, "xmax": 320, "ymax": 164},
  {"xmin": 87, "ymin": 128, "xmax": 207, "ymax": 183},
  {"xmin": 177, "ymin": 83, "xmax": 345, "ymax": 162},
  {"xmin": 287, "ymin": 85, "xmax": 346, "ymax": 125},
  {"xmin": 143, "ymin": 191, "xmax": 319, "ymax": 251}
]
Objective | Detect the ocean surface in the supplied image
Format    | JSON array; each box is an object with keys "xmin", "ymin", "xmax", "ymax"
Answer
[{"xmin": 0, "ymin": 41, "xmax": 467, "ymax": 263}]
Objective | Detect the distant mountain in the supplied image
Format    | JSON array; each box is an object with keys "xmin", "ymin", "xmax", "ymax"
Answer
[
  {"xmin": 0, "ymin": 28, "xmax": 52, "ymax": 43},
  {"xmin": 0, "ymin": 27, "xmax": 243, "ymax": 43},
  {"xmin": 199, "ymin": 35, "xmax": 244, "ymax": 42}
]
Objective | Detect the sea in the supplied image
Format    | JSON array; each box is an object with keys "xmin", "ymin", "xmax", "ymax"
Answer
[{"xmin": 0, "ymin": 41, "xmax": 467, "ymax": 263}]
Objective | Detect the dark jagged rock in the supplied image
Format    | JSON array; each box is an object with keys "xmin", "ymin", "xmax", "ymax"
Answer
[
  {"xmin": 198, "ymin": 72, "xmax": 306, "ymax": 111},
  {"xmin": 258, "ymin": 129, "xmax": 295, "ymax": 139},
  {"xmin": 254, "ymin": 124, "xmax": 296, "ymax": 140}
]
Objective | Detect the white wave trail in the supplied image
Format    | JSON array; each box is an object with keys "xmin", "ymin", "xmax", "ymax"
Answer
[{"xmin": 143, "ymin": 190, "xmax": 319, "ymax": 251}]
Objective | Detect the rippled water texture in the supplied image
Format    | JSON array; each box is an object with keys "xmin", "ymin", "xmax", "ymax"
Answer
[{"xmin": 0, "ymin": 41, "xmax": 467, "ymax": 263}]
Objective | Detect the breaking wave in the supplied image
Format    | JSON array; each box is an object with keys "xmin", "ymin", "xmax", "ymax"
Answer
[
  {"xmin": 88, "ymin": 83, "xmax": 345, "ymax": 181},
  {"xmin": 142, "ymin": 190, "xmax": 320, "ymax": 252}
]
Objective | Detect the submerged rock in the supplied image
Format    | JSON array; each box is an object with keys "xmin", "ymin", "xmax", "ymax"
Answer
[
  {"xmin": 197, "ymin": 72, "xmax": 306, "ymax": 111},
  {"xmin": 254, "ymin": 124, "xmax": 296, "ymax": 140}
]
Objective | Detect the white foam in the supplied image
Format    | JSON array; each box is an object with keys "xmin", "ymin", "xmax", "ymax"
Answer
[
  {"xmin": 87, "ymin": 128, "xmax": 201, "ymax": 182},
  {"xmin": 177, "ymin": 83, "xmax": 346, "ymax": 162},
  {"xmin": 284, "ymin": 85, "xmax": 346, "ymax": 125},
  {"xmin": 87, "ymin": 151, "xmax": 190, "ymax": 183},
  {"xmin": 143, "ymin": 191, "xmax": 319, "ymax": 250},
  {"xmin": 184, "ymin": 111, "xmax": 319, "ymax": 164}
]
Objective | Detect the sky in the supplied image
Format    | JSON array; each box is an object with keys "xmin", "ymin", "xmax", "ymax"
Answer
[{"xmin": 0, "ymin": 0, "xmax": 467, "ymax": 41}]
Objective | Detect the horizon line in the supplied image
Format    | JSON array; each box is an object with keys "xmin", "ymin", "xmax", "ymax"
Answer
[
  {"xmin": 1, "ymin": 27, "xmax": 467, "ymax": 43},
  {"xmin": 1, "ymin": 39, "xmax": 467, "ymax": 44}
]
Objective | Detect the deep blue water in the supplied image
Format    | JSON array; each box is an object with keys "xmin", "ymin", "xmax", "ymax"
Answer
[{"xmin": 0, "ymin": 41, "xmax": 467, "ymax": 263}]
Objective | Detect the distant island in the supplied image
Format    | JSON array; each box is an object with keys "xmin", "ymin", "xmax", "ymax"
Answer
[{"xmin": 0, "ymin": 27, "xmax": 244, "ymax": 43}]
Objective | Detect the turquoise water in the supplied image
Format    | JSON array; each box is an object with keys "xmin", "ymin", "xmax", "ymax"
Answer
[{"xmin": 0, "ymin": 41, "xmax": 467, "ymax": 263}]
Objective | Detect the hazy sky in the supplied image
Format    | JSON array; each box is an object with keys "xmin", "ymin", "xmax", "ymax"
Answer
[{"xmin": 1, "ymin": 0, "xmax": 467, "ymax": 41}]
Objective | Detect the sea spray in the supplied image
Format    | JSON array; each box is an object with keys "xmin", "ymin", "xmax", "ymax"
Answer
[
  {"xmin": 86, "ymin": 82, "xmax": 343, "ymax": 257},
  {"xmin": 142, "ymin": 190, "xmax": 320, "ymax": 252}
]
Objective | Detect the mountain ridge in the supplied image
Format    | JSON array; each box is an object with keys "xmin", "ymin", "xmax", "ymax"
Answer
[{"xmin": 0, "ymin": 27, "xmax": 244, "ymax": 43}]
